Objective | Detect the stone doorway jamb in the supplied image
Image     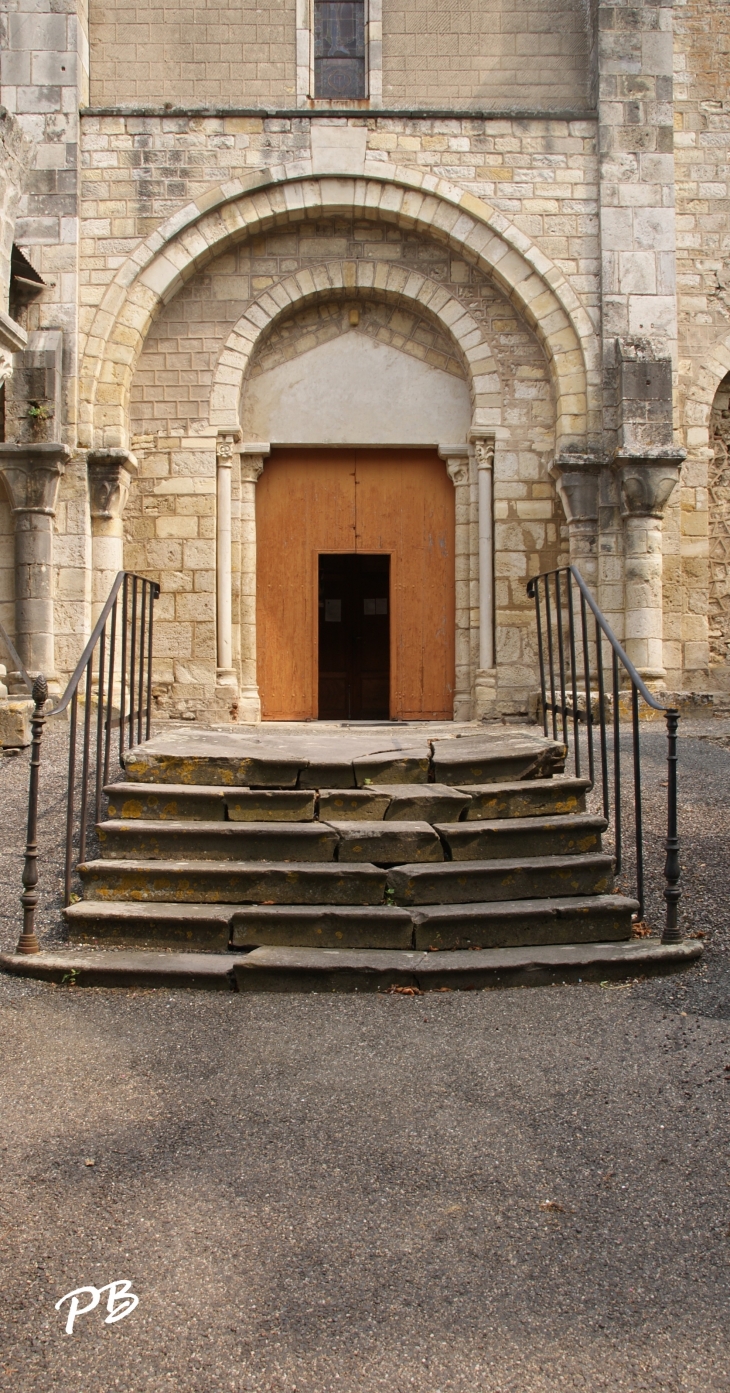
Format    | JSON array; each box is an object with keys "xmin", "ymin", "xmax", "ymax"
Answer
[
  {"xmin": 469, "ymin": 431, "xmax": 498, "ymax": 718},
  {"xmin": 218, "ymin": 435, "xmax": 270, "ymax": 721},
  {"xmin": 438, "ymin": 444, "xmax": 472, "ymax": 720}
]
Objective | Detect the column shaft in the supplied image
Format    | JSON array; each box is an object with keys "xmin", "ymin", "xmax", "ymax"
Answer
[{"xmin": 439, "ymin": 445, "xmax": 471, "ymax": 720}]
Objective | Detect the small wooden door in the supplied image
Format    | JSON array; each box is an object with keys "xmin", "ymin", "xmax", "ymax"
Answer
[{"xmin": 256, "ymin": 448, "xmax": 455, "ymax": 720}]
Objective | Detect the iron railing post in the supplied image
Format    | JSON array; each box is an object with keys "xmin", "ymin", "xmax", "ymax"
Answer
[
  {"xmin": 662, "ymin": 708, "xmax": 682, "ymax": 942},
  {"xmin": 16, "ymin": 675, "xmax": 48, "ymax": 955}
]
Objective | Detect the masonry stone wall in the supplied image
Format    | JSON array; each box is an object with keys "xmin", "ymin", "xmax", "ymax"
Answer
[{"xmin": 87, "ymin": 0, "xmax": 591, "ymax": 113}]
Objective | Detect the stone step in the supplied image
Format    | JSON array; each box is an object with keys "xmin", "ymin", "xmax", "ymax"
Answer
[
  {"xmin": 104, "ymin": 783, "xmax": 316, "ymax": 822},
  {"xmin": 431, "ymin": 734, "xmax": 566, "ymax": 786},
  {"xmin": 459, "ymin": 776, "xmax": 590, "ymax": 820},
  {"xmin": 319, "ymin": 784, "xmax": 471, "ymax": 822},
  {"xmin": 232, "ymin": 938, "xmax": 701, "ymax": 993},
  {"xmin": 385, "ymin": 853, "xmax": 614, "ymax": 905},
  {"xmin": 64, "ymin": 893, "xmax": 638, "ymax": 954},
  {"xmin": 122, "ymin": 729, "xmax": 563, "ymax": 790},
  {"xmin": 64, "ymin": 900, "xmax": 233, "ymax": 951},
  {"xmin": 97, "ymin": 819, "xmax": 339, "ymax": 862},
  {"xmin": 78, "ymin": 859, "xmax": 388, "ymax": 904},
  {"xmin": 327, "ymin": 820, "xmax": 443, "ymax": 864},
  {"xmin": 231, "ymin": 905, "xmax": 414, "ymax": 950},
  {"xmin": 0, "ymin": 939, "xmax": 703, "ymax": 992},
  {"xmin": 410, "ymin": 894, "xmax": 638, "ymax": 950},
  {"xmin": 436, "ymin": 813, "xmax": 607, "ymax": 861}
]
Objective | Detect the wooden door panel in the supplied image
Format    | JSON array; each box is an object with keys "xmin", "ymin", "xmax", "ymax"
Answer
[
  {"xmin": 256, "ymin": 448, "xmax": 455, "ymax": 720},
  {"xmin": 354, "ymin": 450, "xmax": 455, "ymax": 719},
  {"xmin": 257, "ymin": 450, "xmax": 355, "ymax": 719}
]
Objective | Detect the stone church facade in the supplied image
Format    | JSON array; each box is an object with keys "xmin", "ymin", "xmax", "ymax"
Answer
[{"xmin": 0, "ymin": 0, "xmax": 728, "ymax": 721}]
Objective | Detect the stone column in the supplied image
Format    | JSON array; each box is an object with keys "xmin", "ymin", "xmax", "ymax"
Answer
[
  {"xmin": 238, "ymin": 441, "xmax": 270, "ymax": 723},
  {"xmin": 0, "ymin": 442, "xmax": 70, "ymax": 682},
  {"xmin": 216, "ymin": 434, "xmax": 239, "ymax": 690},
  {"xmin": 87, "ymin": 449, "xmax": 138, "ymax": 621},
  {"xmin": 550, "ymin": 455, "xmax": 602, "ymax": 591},
  {"xmin": 473, "ymin": 436, "xmax": 497, "ymax": 714},
  {"xmin": 613, "ymin": 453, "xmax": 684, "ymax": 681},
  {"xmin": 439, "ymin": 445, "xmax": 472, "ymax": 720}
]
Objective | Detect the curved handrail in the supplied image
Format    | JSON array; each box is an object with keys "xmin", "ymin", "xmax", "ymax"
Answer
[
  {"xmin": 526, "ymin": 562, "xmax": 681, "ymax": 944},
  {"xmin": 528, "ymin": 564, "xmax": 671, "ymax": 714},
  {"xmin": 49, "ymin": 571, "xmax": 160, "ymax": 718},
  {"xmin": 13, "ymin": 570, "xmax": 160, "ymax": 952}
]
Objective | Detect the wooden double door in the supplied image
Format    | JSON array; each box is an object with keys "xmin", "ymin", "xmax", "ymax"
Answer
[{"xmin": 256, "ymin": 448, "xmax": 455, "ymax": 720}]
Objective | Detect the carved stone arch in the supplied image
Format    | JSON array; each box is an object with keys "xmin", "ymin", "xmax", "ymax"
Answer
[
  {"xmin": 79, "ymin": 166, "xmax": 597, "ymax": 455},
  {"xmin": 208, "ymin": 262, "xmax": 499, "ymax": 434}
]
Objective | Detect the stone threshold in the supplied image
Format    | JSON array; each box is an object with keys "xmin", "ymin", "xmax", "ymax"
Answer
[{"xmin": 0, "ymin": 939, "xmax": 702, "ymax": 993}]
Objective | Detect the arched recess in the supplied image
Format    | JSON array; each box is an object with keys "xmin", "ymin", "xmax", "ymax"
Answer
[
  {"xmin": 210, "ymin": 264, "xmax": 495, "ymax": 435},
  {"xmin": 79, "ymin": 166, "xmax": 597, "ymax": 455}
]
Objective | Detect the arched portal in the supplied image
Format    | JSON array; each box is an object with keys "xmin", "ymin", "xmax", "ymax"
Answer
[{"xmin": 122, "ymin": 177, "xmax": 570, "ymax": 722}]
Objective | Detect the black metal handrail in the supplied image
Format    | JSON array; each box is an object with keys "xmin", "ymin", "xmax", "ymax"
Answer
[
  {"xmin": 527, "ymin": 564, "xmax": 680, "ymax": 944},
  {"xmin": 14, "ymin": 572, "xmax": 159, "ymax": 953}
]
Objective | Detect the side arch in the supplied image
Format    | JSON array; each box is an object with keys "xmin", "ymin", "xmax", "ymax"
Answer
[{"xmin": 79, "ymin": 166, "xmax": 598, "ymax": 454}]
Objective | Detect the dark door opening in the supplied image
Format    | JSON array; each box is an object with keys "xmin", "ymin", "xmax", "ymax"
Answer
[{"xmin": 318, "ymin": 554, "xmax": 390, "ymax": 719}]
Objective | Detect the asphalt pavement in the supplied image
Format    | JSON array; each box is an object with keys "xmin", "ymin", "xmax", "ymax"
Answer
[{"xmin": 0, "ymin": 720, "xmax": 728, "ymax": 1392}]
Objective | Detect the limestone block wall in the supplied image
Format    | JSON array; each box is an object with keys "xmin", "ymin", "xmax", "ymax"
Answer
[{"xmin": 87, "ymin": 0, "xmax": 591, "ymax": 113}]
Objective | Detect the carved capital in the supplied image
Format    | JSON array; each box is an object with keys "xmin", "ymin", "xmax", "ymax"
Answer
[
  {"xmin": 0, "ymin": 348, "xmax": 14, "ymax": 386},
  {"xmin": 438, "ymin": 443, "xmax": 470, "ymax": 487},
  {"xmin": 0, "ymin": 442, "xmax": 70, "ymax": 515},
  {"xmin": 473, "ymin": 438, "xmax": 495, "ymax": 472},
  {"xmin": 87, "ymin": 448, "xmax": 138, "ymax": 521},
  {"xmin": 550, "ymin": 454, "xmax": 604, "ymax": 525},
  {"xmin": 240, "ymin": 456, "xmax": 265, "ymax": 485},
  {"xmin": 239, "ymin": 440, "xmax": 270, "ymax": 485},
  {"xmin": 612, "ymin": 449, "xmax": 686, "ymax": 519}
]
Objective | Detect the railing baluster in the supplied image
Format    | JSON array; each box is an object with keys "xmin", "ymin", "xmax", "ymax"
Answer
[
  {"xmin": 119, "ymin": 575, "xmax": 128, "ymax": 763},
  {"xmin": 129, "ymin": 574, "xmax": 138, "ymax": 750},
  {"xmin": 137, "ymin": 580, "xmax": 146, "ymax": 746},
  {"xmin": 554, "ymin": 571, "xmax": 568, "ymax": 748},
  {"xmin": 566, "ymin": 573, "xmax": 581, "ymax": 778},
  {"xmin": 103, "ymin": 596, "xmax": 117, "ymax": 788},
  {"xmin": 544, "ymin": 575, "xmax": 558, "ymax": 742},
  {"xmin": 579, "ymin": 589, "xmax": 595, "ymax": 790},
  {"xmin": 595, "ymin": 618, "xmax": 609, "ymax": 821},
  {"xmin": 530, "ymin": 578, "xmax": 548, "ymax": 737},
  {"xmin": 662, "ymin": 708, "xmax": 681, "ymax": 942},
  {"xmin": 632, "ymin": 683, "xmax": 645, "ymax": 921},
  {"xmin": 78, "ymin": 658, "xmax": 94, "ymax": 866},
  {"xmin": 145, "ymin": 580, "xmax": 155, "ymax": 740},
  {"xmin": 612, "ymin": 647, "xmax": 622, "ymax": 875},
  {"xmin": 64, "ymin": 690, "xmax": 78, "ymax": 908},
  {"xmin": 94, "ymin": 624, "xmax": 106, "ymax": 826}
]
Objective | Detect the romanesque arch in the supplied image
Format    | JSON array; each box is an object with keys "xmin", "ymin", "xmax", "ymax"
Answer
[
  {"xmin": 208, "ymin": 261, "xmax": 499, "ymax": 433},
  {"xmin": 79, "ymin": 164, "xmax": 598, "ymax": 456}
]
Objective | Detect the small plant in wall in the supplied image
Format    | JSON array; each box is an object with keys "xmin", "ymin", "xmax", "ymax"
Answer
[{"xmin": 26, "ymin": 400, "xmax": 51, "ymax": 438}]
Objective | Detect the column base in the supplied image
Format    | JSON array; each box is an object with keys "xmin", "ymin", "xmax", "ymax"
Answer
[
  {"xmin": 237, "ymin": 684, "xmax": 262, "ymax": 723},
  {"xmin": 474, "ymin": 667, "xmax": 498, "ymax": 719},
  {"xmin": 215, "ymin": 667, "xmax": 239, "ymax": 690},
  {"xmin": 453, "ymin": 694, "xmax": 473, "ymax": 721}
]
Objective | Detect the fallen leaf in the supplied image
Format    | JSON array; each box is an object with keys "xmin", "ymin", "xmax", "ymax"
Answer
[
  {"xmin": 387, "ymin": 985, "xmax": 422, "ymax": 996},
  {"xmin": 540, "ymin": 1200, "xmax": 565, "ymax": 1213}
]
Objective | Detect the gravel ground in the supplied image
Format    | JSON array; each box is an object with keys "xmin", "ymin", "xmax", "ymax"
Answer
[{"xmin": 0, "ymin": 718, "xmax": 728, "ymax": 1391}]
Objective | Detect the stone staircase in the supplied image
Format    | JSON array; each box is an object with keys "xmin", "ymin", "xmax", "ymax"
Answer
[{"xmin": 60, "ymin": 725, "xmax": 650, "ymax": 990}]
